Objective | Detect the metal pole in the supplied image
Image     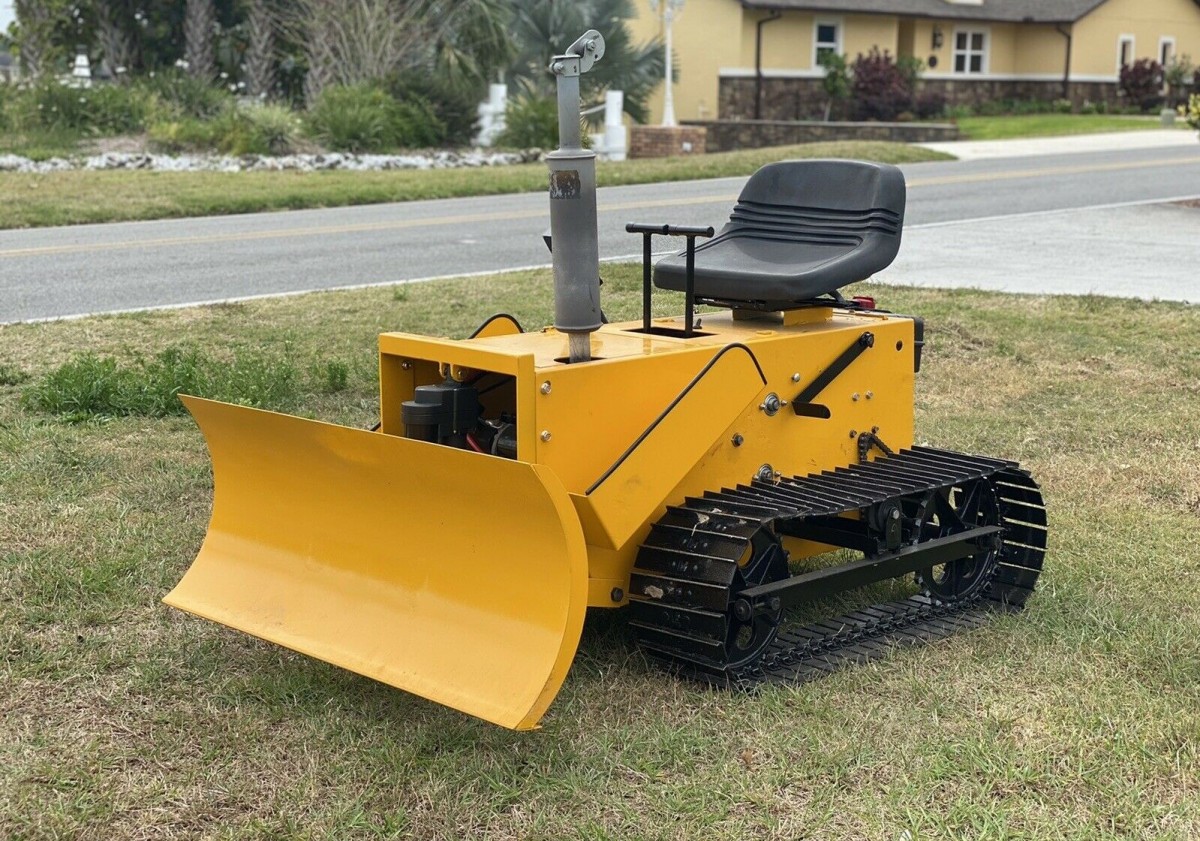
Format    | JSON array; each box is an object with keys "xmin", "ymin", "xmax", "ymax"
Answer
[
  {"xmin": 663, "ymin": 4, "xmax": 677, "ymax": 127},
  {"xmin": 547, "ymin": 31, "xmax": 606, "ymax": 364}
]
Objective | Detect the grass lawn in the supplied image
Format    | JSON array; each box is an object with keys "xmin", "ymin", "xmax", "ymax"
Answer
[
  {"xmin": 2, "ymin": 267, "xmax": 1199, "ymax": 839},
  {"xmin": 0, "ymin": 141, "xmax": 949, "ymax": 230},
  {"xmin": 955, "ymin": 113, "xmax": 1172, "ymax": 141}
]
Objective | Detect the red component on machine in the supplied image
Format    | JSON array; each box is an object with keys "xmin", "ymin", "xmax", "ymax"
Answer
[{"xmin": 852, "ymin": 295, "xmax": 876, "ymax": 309}]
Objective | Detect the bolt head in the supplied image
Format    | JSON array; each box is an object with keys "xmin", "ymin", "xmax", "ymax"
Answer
[
  {"xmin": 540, "ymin": 430, "xmax": 552, "ymax": 442},
  {"xmin": 852, "ymin": 392, "xmax": 860, "ymax": 401},
  {"xmin": 849, "ymin": 430, "xmax": 858, "ymax": 438},
  {"xmin": 731, "ymin": 433, "xmax": 744, "ymax": 447},
  {"xmin": 540, "ymin": 381, "xmax": 552, "ymax": 395},
  {"xmin": 610, "ymin": 587, "xmax": 624, "ymax": 602},
  {"xmin": 791, "ymin": 373, "xmax": 801, "ymax": 382}
]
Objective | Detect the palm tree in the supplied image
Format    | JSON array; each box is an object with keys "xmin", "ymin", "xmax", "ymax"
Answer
[{"xmin": 504, "ymin": 0, "xmax": 667, "ymax": 124}]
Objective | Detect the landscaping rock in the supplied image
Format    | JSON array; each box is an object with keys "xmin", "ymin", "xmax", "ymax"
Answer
[{"xmin": 0, "ymin": 149, "xmax": 543, "ymax": 174}]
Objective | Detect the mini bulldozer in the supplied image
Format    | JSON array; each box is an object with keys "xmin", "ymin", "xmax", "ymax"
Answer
[{"xmin": 165, "ymin": 31, "xmax": 1047, "ymax": 730}]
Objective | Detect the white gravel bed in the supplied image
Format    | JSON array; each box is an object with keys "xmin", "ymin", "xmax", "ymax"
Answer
[{"xmin": 0, "ymin": 148, "xmax": 543, "ymax": 174}]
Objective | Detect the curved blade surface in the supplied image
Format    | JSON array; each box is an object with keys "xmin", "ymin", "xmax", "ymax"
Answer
[{"xmin": 166, "ymin": 396, "xmax": 588, "ymax": 730}]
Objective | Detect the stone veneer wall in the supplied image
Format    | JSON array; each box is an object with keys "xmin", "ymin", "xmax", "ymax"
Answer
[
  {"xmin": 686, "ymin": 119, "xmax": 958, "ymax": 153},
  {"xmin": 628, "ymin": 125, "xmax": 707, "ymax": 159},
  {"xmin": 718, "ymin": 76, "xmax": 1123, "ymax": 122}
]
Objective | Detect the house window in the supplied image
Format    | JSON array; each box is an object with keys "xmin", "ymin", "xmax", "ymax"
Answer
[
  {"xmin": 814, "ymin": 19, "xmax": 842, "ymax": 67},
  {"xmin": 953, "ymin": 29, "xmax": 987, "ymax": 74},
  {"xmin": 1160, "ymin": 37, "xmax": 1175, "ymax": 67},
  {"xmin": 1117, "ymin": 35, "xmax": 1134, "ymax": 69}
]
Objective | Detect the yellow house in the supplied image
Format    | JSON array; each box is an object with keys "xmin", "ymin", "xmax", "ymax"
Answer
[{"xmin": 629, "ymin": 0, "xmax": 1200, "ymax": 121}]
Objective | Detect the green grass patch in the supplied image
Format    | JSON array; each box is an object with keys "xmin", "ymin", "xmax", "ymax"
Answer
[
  {"xmin": 0, "ymin": 141, "xmax": 950, "ymax": 230},
  {"xmin": 2, "ymin": 270, "xmax": 1198, "ymax": 838},
  {"xmin": 955, "ymin": 113, "xmax": 1171, "ymax": 141},
  {"xmin": 20, "ymin": 345, "xmax": 300, "ymax": 420}
]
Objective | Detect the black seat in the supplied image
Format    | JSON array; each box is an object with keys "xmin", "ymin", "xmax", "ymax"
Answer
[{"xmin": 654, "ymin": 160, "xmax": 905, "ymax": 306}]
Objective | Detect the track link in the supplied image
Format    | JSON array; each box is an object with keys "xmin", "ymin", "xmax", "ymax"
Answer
[{"xmin": 627, "ymin": 446, "xmax": 1047, "ymax": 688}]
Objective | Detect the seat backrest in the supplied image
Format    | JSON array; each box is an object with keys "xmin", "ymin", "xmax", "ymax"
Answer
[
  {"xmin": 651, "ymin": 160, "xmax": 906, "ymax": 307},
  {"xmin": 725, "ymin": 159, "xmax": 904, "ymax": 253}
]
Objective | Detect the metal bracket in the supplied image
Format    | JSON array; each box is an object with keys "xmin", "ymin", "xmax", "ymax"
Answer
[
  {"xmin": 625, "ymin": 222, "xmax": 715, "ymax": 336},
  {"xmin": 549, "ymin": 30, "xmax": 605, "ymax": 78},
  {"xmin": 791, "ymin": 331, "xmax": 874, "ymax": 410}
]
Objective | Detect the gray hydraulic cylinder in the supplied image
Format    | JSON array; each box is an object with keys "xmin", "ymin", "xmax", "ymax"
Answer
[{"xmin": 548, "ymin": 32, "xmax": 605, "ymax": 363}]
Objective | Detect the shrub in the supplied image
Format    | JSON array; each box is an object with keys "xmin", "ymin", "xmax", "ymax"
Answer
[
  {"xmin": 26, "ymin": 82, "xmax": 156, "ymax": 134},
  {"xmin": 137, "ymin": 69, "xmax": 232, "ymax": 120},
  {"xmin": 914, "ymin": 90, "xmax": 947, "ymax": 120},
  {"xmin": 390, "ymin": 96, "xmax": 445, "ymax": 148},
  {"xmin": 387, "ymin": 71, "xmax": 480, "ymax": 146},
  {"xmin": 306, "ymin": 85, "xmax": 393, "ymax": 152},
  {"xmin": 1181, "ymin": 93, "xmax": 1200, "ymax": 135},
  {"xmin": 305, "ymin": 84, "xmax": 445, "ymax": 152},
  {"xmin": 149, "ymin": 104, "xmax": 301, "ymax": 155},
  {"xmin": 0, "ymin": 84, "xmax": 16, "ymax": 131},
  {"xmin": 1164, "ymin": 54, "xmax": 1196, "ymax": 106},
  {"xmin": 493, "ymin": 95, "xmax": 559, "ymax": 149},
  {"xmin": 850, "ymin": 48, "xmax": 912, "ymax": 121},
  {"xmin": 147, "ymin": 117, "xmax": 219, "ymax": 153},
  {"xmin": 818, "ymin": 52, "xmax": 851, "ymax": 121},
  {"xmin": 1119, "ymin": 59, "xmax": 1164, "ymax": 112},
  {"xmin": 216, "ymin": 104, "xmax": 303, "ymax": 155}
]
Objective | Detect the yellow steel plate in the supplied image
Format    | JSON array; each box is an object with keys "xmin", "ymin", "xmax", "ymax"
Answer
[{"xmin": 165, "ymin": 396, "xmax": 588, "ymax": 731}]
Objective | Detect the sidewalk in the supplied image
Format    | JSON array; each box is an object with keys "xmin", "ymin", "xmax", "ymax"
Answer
[{"xmin": 919, "ymin": 128, "xmax": 1196, "ymax": 160}]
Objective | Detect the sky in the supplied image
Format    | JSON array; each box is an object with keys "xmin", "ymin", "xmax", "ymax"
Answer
[{"xmin": 0, "ymin": 2, "xmax": 14, "ymax": 37}]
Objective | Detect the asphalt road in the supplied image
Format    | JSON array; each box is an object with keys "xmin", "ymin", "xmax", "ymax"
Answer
[{"xmin": 2, "ymin": 142, "xmax": 1199, "ymax": 323}]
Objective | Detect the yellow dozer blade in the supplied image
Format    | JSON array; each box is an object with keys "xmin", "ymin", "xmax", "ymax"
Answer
[{"xmin": 165, "ymin": 396, "xmax": 589, "ymax": 731}]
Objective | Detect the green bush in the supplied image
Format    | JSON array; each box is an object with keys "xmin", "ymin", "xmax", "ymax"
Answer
[
  {"xmin": 305, "ymin": 84, "xmax": 445, "ymax": 152},
  {"xmin": 0, "ymin": 84, "xmax": 15, "ymax": 131},
  {"xmin": 1181, "ymin": 93, "xmax": 1200, "ymax": 134},
  {"xmin": 146, "ymin": 117, "xmax": 219, "ymax": 153},
  {"xmin": 149, "ymin": 104, "xmax": 301, "ymax": 155},
  {"xmin": 494, "ymin": 95, "xmax": 559, "ymax": 149},
  {"xmin": 137, "ymin": 69, "xmax": 232, "ymax": 120},
  {"xmin": 26, "ymin": 82, "xmax": 156, "ymax": 134},
  {"xmin": 305, "ymin": 85, "xmax": 395, "ymax": 152},
  {"xmin": 213, "ymin": 104, "xmax": 302, "ymax": 155},
  {"xmin": 390, "ymin": 96, "xmax": 445, "ymax": 148},
  {"xmin": 387, "ymin": 72, "xmax": 480, "ymax": 146},
  {"xmin": 22, "ymin": 345, "xmax": 300, "ymax": 420}
]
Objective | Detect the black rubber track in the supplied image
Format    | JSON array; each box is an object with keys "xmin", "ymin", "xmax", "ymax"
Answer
[{"xmin": 627, "ymin": 447, "xmax": 1048, "ymax": 688}]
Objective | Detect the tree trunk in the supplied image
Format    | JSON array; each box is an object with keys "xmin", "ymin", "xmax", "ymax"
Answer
[
  {"xmin": 184, "ymin": 0, "xmax": 217, "ymax": 82},
  {"xmin": 244, "ymin": 0, "xmax": 276, "ymax": 99},
  {"xmin": 95, "ymin": 0, "xmax": 138, "ymax": 83},
  {"xmin": 13, "ymin": 0, "xmax": 52, "ymax": 80}
]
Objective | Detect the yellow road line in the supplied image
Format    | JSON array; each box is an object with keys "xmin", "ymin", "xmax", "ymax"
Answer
[{"xmin": 3, "ymin": 155, "xmax": 1198, "ymax": 260}]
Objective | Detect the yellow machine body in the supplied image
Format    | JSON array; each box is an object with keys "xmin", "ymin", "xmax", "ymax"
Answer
[{"xmin": 166, "ymin": 306, "xmax": 917, "ymax": 730}]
